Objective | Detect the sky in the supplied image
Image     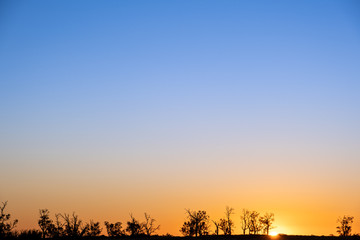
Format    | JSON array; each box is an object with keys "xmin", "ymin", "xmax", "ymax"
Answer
[{"xmin": 1, "ymin": 0, "xmax": 360, "ymax": 236}]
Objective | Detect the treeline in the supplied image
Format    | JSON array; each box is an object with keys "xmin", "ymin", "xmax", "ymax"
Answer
[
  {"xmin": 1, "ymin": 203, "xmax": 160, "ymax": 238},
  {"xmin": 1, "ymin": 202, "xmax": 274, "ymax": 238},
  {"xmin": 180, "ymin": 207, "xmax": 275, "ymax": 236},
  {"xmin": 37, "ymin": 210, "xmax": 160, "ymax": 238},
  {"xmin": 0, "ymin": 201, "xmax": 357, "ymax": 239}
]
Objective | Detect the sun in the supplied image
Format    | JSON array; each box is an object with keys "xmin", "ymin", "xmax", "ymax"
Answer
[{"xmin": 269, "ymin": 231, "xmax": 279, "ymax": 237}]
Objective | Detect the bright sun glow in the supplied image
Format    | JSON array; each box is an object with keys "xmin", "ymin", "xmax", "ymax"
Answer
[{"xmin": 269, "ymin": 231, "xmax": 279, "ymax": 236}]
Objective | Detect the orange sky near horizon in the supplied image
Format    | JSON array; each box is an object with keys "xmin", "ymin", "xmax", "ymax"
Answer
[
  {"xmin": 4, "ymin": 192, "xmax": 360, "ymax": 236},
  {"xmin": 3, "ymin": 152, "xmax": 360, "ymax": 236}
]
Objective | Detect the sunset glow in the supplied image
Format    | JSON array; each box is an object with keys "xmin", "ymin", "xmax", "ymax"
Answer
[{"xmin": 1, "ymin": 0, "xmax": 359, "ymax": 237}]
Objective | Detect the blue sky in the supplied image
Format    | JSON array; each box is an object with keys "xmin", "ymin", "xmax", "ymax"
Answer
[{"xmin": 1, "ymin": 0, "xmax": 360, "ymax": 235}]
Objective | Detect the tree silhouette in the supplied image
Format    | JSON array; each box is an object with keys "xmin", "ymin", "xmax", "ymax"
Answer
[
  {"xmin": 249, "ymin": 211, "xmax": 262, "ymax": 234},
  {"xmin": 219, "ymin": 219, "xmax": 229, "ymax": 235},
  {"xmin": 0, "ymin": 201, "xmax": 18, "ymax": 238},
  {"xmin": 126, "ymin": 214, "xmax": 144, "ymax": 236},
  {"xmin": 38, "ymin": 209, "xmax": 53, "ymax": 238},
  {"xmin": 219, "ymin": 206, "xmax": 234, "ymax": 235},
  {"xmin": 60, "ymin": 212, "xmax": 88, "ymax": 237},
  {"xmin": 240, "ymin": 209, "xmax": 251, "ymax": 234},
  {"xmin": 337, "ymin": 215, "xmax": 354, "ymax": 236},
  {"xmin": 180, "ymin": 209, "xmax": 209, "ymax": 237},
  {"xmin": 84, "ymin": 220, "xmax": 102, "ymax": 237},
  {"xmin": 104, "ymin": 221, "xmax": 125, "ymax": 237},
  {"xmin": 259, "ymin": 212, "xmax": 275, "ymax": 235},
  {"xmin": 143, "ymin": 213, "xmax": 160, "ymax": 236},
  {"xmin": 3, "ymin": 204, "xmax": 354, "ymax": 238},
  {"xmin": 180, "ymin": 219, "xmax": 196, "ymax": 237},
  {"xmin": 51, "ymin": 213, "xmax": 65, "ymax": 237},
  {"xmin": 212, "ymin": 220, "xmax": 219, "ymax": 235}
]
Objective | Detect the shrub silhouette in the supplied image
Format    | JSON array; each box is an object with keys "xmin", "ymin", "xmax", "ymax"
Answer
[
  {"xmin": 38, "ymin": 211, "xmax": 65, "ymax": 238},
  {"xmin": 126, "ymin": 214, "xmax": 144, "ymax": 236},
  {"xmin": 16, "ymin": 229, "xmax": 42, "ymax": 239},
  {"xmin": 180, "ymin": 209, "xmax": 210, "ymax": 237},
  {"xmin": 0, "ymin": 201, "xmax": 18, "ymax": 238},
  {"xmin": 104, "ymin": 221, "xmax": 125, "ymax": 237},
  {"xmin": 337, "ymin": 215, "xmax": 354, "ymax": 236},
  {"xmin": 84, "ymin": 220, "xmax": 102, "ymax": 237},
  {"xmin": 38, "ymin": 209, "xmax": 53, "ymax": 238}
]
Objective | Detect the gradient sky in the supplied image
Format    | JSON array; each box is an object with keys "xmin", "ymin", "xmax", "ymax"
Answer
[{"xmin": 1, "ymin": 0, "xmax": 360, "ymax": 236}]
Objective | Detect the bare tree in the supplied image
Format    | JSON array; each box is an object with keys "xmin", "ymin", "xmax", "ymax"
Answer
[
  {"xmin": 240, "ymin": 209, "xmax": 251, "ymax": 235},
  {"xmin": 259, "ymin": 212, "xmax": 275, "ymax": 235},
  {"xmin": 39, "ymin": 209, "xmax": 101, "ymax": 238},
  {"xmin": 60, "ymin": 212, "xmax": 88, "ymax": 237},
  {"xmin": 126, "ymin": 213, "xmax": 144, "ymax": 236},
  {"xmin": 143, "ymin": 213, "xmax": 160, "ymax": 236},
  {"xmin": 180, "ymin": 209, "xmax": 210, "ymax": 237},
  {"xmin": 217, "ymin": 206, "xmax": 235, "ymax": 235},
  {"xmin": 337, "ymin": 216, "xmax": 354, "ymax": 236},
  {"xmin": 225, "ymin": 206, "xmax": 235, "ymax": 235},
  {"xmin": 249, "ymin": 211, "xmax": 262, "ymax": 235},
  {"xmin": 0, "ymin": 201, "xmax": 18, "ymax": 238},
  {"xmin": 212, "ymin": 220, "xmax": 219, "ymax": 235},
  {"xmin": 52, "ymin": 213, "xmax": 65, "ymax": 237},
  {"xmin": 104, "ymin": 221, "xmax": 125, "ymax": 236}
]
